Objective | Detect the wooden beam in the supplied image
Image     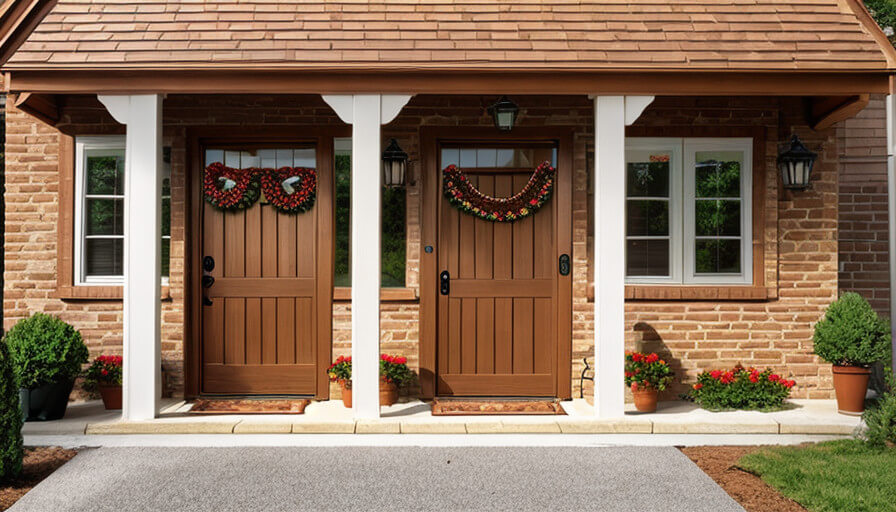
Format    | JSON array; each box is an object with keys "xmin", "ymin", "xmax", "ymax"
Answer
[
  {"xmin": 5, "ymin": 69, "xmax": 893, "ymax": 97},
  {"xmin": 14, "ymin": 91, "xmax": 58, "ymax": 125},
  {"xmin": 811, "ymin": 94, "xmax": 871, "ymax": 131}
]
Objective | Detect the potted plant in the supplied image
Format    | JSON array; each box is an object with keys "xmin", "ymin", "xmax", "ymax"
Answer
[
  {"xmin": 813, "ymin": 292, "xmax": 891, "ymax": 415},
  {"xmin": 624, "ymin": 351, "xmax": 673, "ymax": 413},
  {"xmin": 84, "ymin": 355, "xmax": 123, "ymax": 410},
  {"xmin": 4, "ymin": 313, "xmax": 89, "ymax": 421},
  {"xmin": 327, "ymin": 354, "xmax": 415, "ymax": 408},
  {"xmin": 688, "ymin": 365, "xmax": 795, "ymax": 411}
]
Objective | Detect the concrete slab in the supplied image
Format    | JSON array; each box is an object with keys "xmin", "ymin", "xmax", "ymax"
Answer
[
  {"xmin": 291, "ymin": 422, "xmax": 356, "ymax": 434},
  {"xmin": 22, "ymin": 401, "xmax": 116, "ymax": 436},
  {"xmin": 464, "ymin": 421, "xmax": 505, "ymax": 434},
  {"xmin": 232, "ymin": 421, "xmax": 292, "ymax": 434},
  {"xmin": 355, "ymin": 420, "xmax": 400, "ymax": 434},
  {"xmin": 400, "ymin": 421, "xmax": 467, "ymax": 434},
  {"xmin": 86, "ymin": 421, "xmax": 238, "ymax": 435},
  {"xmin": 557, "ymin": 419, "xmax": 653, "ymax": 434},
  {"xmin": 499, "ymin": 420, "xmax": 562, "ymax": 433}
]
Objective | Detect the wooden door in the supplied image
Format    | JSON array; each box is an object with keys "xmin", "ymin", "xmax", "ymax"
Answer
[
  {"xmin": 436, "ymin": 143, "xmax": 561, "ymax": 396},
  {"xmin": 200, "ymin": 145, "xmax": 327, "ymax": 395}
]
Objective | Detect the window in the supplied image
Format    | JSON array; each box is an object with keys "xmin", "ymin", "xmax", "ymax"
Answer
[
  {"xmin": 625, "ymin": 138, "xmax": 752, "ymax": 285},
  {"xmin": 334, "ymin": 138, "xmax": 407, "ymax": 288},
  {"xmin": 74, "ymin": 137, "xmax": 171, "ymax": 285}
]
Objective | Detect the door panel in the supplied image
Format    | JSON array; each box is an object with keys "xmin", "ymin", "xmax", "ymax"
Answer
[{"xmin": 436, "ymin": 144, "xmax": 558, "ymax": 397}]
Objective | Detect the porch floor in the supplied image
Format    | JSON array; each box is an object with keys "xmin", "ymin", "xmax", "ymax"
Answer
[{"xmin": 24, "ymin": 398, "xmax": 862, "ymax": 436}]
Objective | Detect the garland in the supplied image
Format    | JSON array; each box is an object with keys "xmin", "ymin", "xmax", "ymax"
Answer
[
  {"xmin": 442, "ymin": 161, "xmax": 555, "ymax": 222},
  {"xmin": 203, "ymin": 163, "xmax": 317, "ymax": 214}
]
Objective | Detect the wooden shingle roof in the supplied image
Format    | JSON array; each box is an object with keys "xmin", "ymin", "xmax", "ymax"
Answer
[{"xmin": 3, "ymin": 0, "xmax": 895, "ymax": 71}]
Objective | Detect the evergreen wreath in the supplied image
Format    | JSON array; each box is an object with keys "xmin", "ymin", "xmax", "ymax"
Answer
[
  {"xmin": 203, "ymin": 162, "xmax": 261, "ymax": 211},
  {"xmin": 442, "ymin": 161, "xmax": 555, "ymax": 222},
  {"xmin": 260, "ymin": 167, "xmax": 317, "ymax": 214}
]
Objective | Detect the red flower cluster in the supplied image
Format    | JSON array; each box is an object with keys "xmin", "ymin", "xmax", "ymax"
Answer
[
  {"xmin": 380, "ymin": 354, "xmax": 407, "ymax": 365},
  {"xmin": 443, "ymin": 161, "xmax": 555, "ymax": 222},
  {"xmin": 260, "ymin": 167, "xmax": 317, "ymax": 214},
  {"xmin": 203, "ymin": 162, "xmax": 261, "ymax": 211},
  {"xmin": 690, "ymin": 365, "xmax": 795, "ymax": 411},
  {"xmin": 631, "ymin": 352, "xmax": 661, "ymax": 364},
  {"xmin": 95, "ymin": 355, "xmax": 122, "ymax": 367},
  {"xmin": 84, "ymin": 354, "xmax": 123, "ymax": 388}
]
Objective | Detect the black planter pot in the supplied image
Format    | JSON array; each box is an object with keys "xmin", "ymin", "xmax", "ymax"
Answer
[{"xmin": 19, "ymin": 379, "xmax": 75, "ymax": 422}]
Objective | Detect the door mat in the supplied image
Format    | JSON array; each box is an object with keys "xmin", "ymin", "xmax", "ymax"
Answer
[
  {"xmin": 189, "ymin": 398, "xmax": 310, "ymax": 415},
  {"xmin": 431, "ymin": 399, "xmax": 566, "ymax": 416}
]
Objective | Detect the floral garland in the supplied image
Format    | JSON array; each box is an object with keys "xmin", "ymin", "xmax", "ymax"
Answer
[
  {"xmin": 260, "ymin": 166, "xmax": 317, "ymax": 214},
  {"xmin": 442, "ymin": 161, "xmax": 555, "ymax": 222},
  {"xmin": 204, "ymin": 162, "xmax": 262, "ymax": 211}
]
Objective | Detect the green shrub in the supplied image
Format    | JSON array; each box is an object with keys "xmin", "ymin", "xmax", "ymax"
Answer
[
  {"xmin": 861, "ymin": 369, "xmax": 896, "ymax": 448},
  {"xmin": 3, "ymin": 313, "xmax": 88, "ymax": 389},
  {"xmin": 813, "ymin": 293, "xmax": 890, "ymax": 367},
  {"xmin": 687, "ymin": 366, "xmax": 795, "ymax": 411},
  {"xmin": 0, "ymin": 341, "xmax": 23, "ymax": 480}
]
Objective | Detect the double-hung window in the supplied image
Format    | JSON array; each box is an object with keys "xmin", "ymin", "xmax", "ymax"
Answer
[
  {"xmin": 74, "ymin": 136, "xmax": 171, "ymax": 285},
  {"xmin": 625, "ymin": 138, "xmax": 752, "ymax": 285}
]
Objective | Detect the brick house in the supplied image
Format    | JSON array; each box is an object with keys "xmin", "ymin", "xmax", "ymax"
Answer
[{"xmin": 1, "ymin": 0, "xmax": 895, "ymax": 421}]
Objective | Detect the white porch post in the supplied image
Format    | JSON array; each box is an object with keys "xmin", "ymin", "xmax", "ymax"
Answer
[
  {"xmin": 322, "ymin": 94, "xmax": 411, "ymax": 419},
  {"xmin": 593, "ymin": 95, "xmax": 653, "ymax": 418},
  {"xmin": 887, "ymin": 92, "xmax": 896, "ymax": 375},
  {"xmin": 98, "ymin": 94, "xmax": 163, "ymax": 420}
]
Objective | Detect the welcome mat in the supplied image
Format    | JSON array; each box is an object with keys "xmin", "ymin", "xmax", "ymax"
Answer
[
  {"xmin": 189, "ymin": 398, "xmax": 310, "ymax": 415},
  {"xmin": 431, "ymin": 399, "xmax": 566, "ymax": 416}
]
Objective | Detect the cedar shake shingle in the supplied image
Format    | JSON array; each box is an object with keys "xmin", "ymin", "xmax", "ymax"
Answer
[{"xmin": 3, "ymin": 0, "xmax": 893, "ymax": 71}]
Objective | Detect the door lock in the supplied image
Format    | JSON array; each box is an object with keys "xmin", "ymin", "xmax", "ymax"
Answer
[
  {"xmin": 559, "ymin": 254, "xmax": 570, "ymax": 276},
  {"xmin": 439, "ymin": 271, "xmax": 450, "ymax": 295}
]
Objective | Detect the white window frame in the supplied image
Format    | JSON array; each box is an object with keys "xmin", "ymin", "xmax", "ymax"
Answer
[
  {"xmin": 74, "ymin": 136, "xmax": 126, "ymax": 286},
  {"xmin": 624, "ymin": 137, "xmax": 753, "ymax": 286}
]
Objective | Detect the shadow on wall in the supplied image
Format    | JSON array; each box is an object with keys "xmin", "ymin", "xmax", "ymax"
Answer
[{"xmin": 632, "ymin": 322, "xmax": 684, "ymax": 400}]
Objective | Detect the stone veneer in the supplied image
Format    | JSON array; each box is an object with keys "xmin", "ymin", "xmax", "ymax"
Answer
[{"xmin": 4, "ymin": 94, "xmax": 842, "ymax": 400}]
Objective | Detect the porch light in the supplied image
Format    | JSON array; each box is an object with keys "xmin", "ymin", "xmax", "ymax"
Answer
[
  {"xmin": 381, "ymin": 138, "xmax": 408, "ymax": 188},
  {"xmin": 488, "ymin": 95, "xmax": 519, "ymax": 131},
  {"xmin": 777, "ymin": 134, "xmax": 817, "ymax": 190}
]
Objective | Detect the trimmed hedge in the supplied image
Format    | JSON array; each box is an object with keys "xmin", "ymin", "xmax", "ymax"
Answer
[
  {"xmin": 0, "ymin": 341, "xmax": 23, "ymax": 480},
  {"xmin": 813, "ymin": 293, "xmax": 891, "ymax": 367},
  {"xmin": 4, "ymin": 313, "xmax": 88, "ymax": 389}
]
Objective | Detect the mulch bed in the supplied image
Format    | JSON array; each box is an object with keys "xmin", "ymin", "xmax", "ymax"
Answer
[
  {"xmin": 189, "ymin": 398, "xmax": 309, "ymax": 414},
  {"xmin": 0, "ymin": 446, "xmax": 77, "ymax": 511},
  {"xmin": 680, "ymin": 446, "xmax": 806, "ymax": 512},
  {"xmin": 431, "ymin": 399, "xmax": 566, "ymax": 415}
]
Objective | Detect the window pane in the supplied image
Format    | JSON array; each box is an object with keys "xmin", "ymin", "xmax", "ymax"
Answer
[
  {"xmin": 460, "ymin": 149, "xmax": 476, "ymax": 167},
  {"xmin": 626, "ymin": 239, "xmax": 670, "ymax": 277},
  {"xmin": 441, "ymin": 148, "xmax": 459, "ymax": 167},
  {"xmin": 161, "ymin": 238, "xmax": 170, "ymax": 278},
  {"xmin": 695, "ymin": 239, "xmax": 741, "ymax": 274},
  {"xmin": 85, "ymin": 198, "xmax": 123, "ymax": 235},
  {"xmin": 626, "ymin": 200, "xmax": 668, "ymax": 236},
  {"xmin": 293, "ymin": 148, "xmax": 316, "ymax": 168},
  {"xmin": 695, "ymin": 152, "xmax": 741, "ymax": 197},
  {"xmin": 627, "ymin": 158, "xmax": 670, "ymax": 197},
  {"xmin": 334, "ymin": 152, "xmax": 351, "ymax": 287},
  {"xmin": 86, "ymin": 238, "xmax": 123, "ymax": 276},
  {"xmin": 161, "ymin": 197, "xmax": 171, "ymax": 237},
  {"xmin": 86, "ymin": 155, "xmax": 124, "ymax": 195},
  {"xmin": 496, "ymin": 149, "xmax": 514, "ymax": 167},
  {"xmin": 476, "ymin": 148, "xmax": 497, "ymax": 168},
  {"xmin": 695, "ymin": 199, "xmax": 740, "ymax": 237}
]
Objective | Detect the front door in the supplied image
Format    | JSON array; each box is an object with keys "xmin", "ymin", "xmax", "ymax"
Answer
[
  {"xmin": 435, "ymin": 141, "xmax": 570, "ymax": 396},
  {"xmin": 199, "ymin": 143, "xmax": 331, "ymax": 395}
]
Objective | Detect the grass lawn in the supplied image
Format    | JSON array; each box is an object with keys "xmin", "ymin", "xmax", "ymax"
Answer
[{"xmin": 738, "ymin": 439, "xmax": 896, "ymax": 512}]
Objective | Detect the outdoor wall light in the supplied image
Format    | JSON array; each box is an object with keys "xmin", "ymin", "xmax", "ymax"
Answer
[
  {"xmin": 777, "ymin": 134, "xmax": 818, "ymax": 190},
  {"xmin": 488, "ymin": 95, "xmax": 519, "ymax": 131},
  {"xmin": 381, "ymin": 138, "xmax": 408, "ymax": 188}
]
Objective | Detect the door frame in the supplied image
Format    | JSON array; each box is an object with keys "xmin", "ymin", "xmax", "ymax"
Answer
[
  {"xmin": 419, "ymin": 126, "xmax": 574, "ymax": 399},
  {"xmin": 185, "ymin": 125, "xmax": 348, "ymax": 399}
]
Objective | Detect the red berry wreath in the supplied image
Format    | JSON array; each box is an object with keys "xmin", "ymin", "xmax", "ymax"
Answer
[
  {"xmin": 260, "ymin": 167, "xmax": 317, "ymax": 214},
  {"xmin": 203, "ymin": 162, "xmax": 261, "ymax": 211},
  {"xmin": 443, "ymin": 161, "xmax": 555, "ymax": 222}
]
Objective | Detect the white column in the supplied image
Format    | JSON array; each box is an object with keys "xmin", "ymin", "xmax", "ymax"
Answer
[
  {"xmin": 593, "ymin": 95, "xmax": 653, "ymax": 418},
  {"xmin": 887, "ymin": 93, "xmax": 896, "ymax": 375},
  {"xmin": 98, "ymin": 94, "xmax": 163, "ymax": 420},
  {"xmin": 322, "ymin": 94, "xmax": 411, "ymax": 420}
]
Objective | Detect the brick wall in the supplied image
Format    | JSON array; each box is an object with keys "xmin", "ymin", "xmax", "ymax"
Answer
[
  {"xmin": 836, "ymin": 95, "xmax": 890, "ymax": 315},
  {"xmin": 4, "ymin": 93, "xmax": 841, "ymax": 401}
]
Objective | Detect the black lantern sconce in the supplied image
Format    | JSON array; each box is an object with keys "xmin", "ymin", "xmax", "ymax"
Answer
[
  {"xmin": 488, "ymin": 95, "xmax": 519, "ymax": 131},
  {"xmin": 382, "ymin": 138, "xmax": 408, "ymax": 188},
  {"xmin": 777, "ymin": 134, "xmax": 818, "ymax": 190}
]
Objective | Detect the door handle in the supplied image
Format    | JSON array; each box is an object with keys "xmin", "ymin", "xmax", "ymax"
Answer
[
  {"xmin": 202, "ymin": 275, "xmax": 215, "ymax": 289},
  {"xmin": 559, "ymin": 254, "xmax": 570, "ymax": 276},
  {"xmin": 440, "ymin": 271, "xmax": 450, "ymax": 295}
]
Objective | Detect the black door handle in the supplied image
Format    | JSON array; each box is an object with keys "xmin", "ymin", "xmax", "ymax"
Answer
[
  {"xmin": 440, "ymin": 271, "xmax": 450, "ymax": 295},
  {"xmin": 559, "ymin": 254, "xmax": 570, "ymax": 276},
  {"xmin": 201, "ymin": 275, "xmax": 215, "ymax": 289},
  {"xmin": 203, "ymin": 256, "xmax": 215, "ymax": 273}
]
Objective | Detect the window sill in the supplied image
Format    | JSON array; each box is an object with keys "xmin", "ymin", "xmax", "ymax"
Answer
[
  {"xmin": 56, "ymin": 285, "xmax": 171, "ymax": 301},
  {"xmin": 586, "ymin": 284, "xmax": 771, "ymax": 302},
  {"xmin": 333, "ymin": 287, "xmax": 418, "ymax": 302}
]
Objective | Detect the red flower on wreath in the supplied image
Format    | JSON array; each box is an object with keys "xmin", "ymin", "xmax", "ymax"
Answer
[
  {"xmin": 443, "ymin": 161, "xmax": 555, "ymax": 222},
  {"xmin": 260, "ymin": 167, "xmax": 317, "ymax": 214},
  {"xmin": 203, "ymin": 162, "xmax": 261, "ymax": 211}
]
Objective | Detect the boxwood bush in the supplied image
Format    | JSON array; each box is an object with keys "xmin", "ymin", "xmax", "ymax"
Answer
[
  {"xmin": 813, "ymin": 292, "xmax": 891, "ymax": 367},
  {"xmin": 3, "ymin": 313, "xmax": 88, "ymax": 389},
  {"xmin": 861, "ymin": 370, "xmax": 896, "ymax": 448},
  {"xmin": 0, "ymin": 340, "xmax": 23, "ymax": 479}
]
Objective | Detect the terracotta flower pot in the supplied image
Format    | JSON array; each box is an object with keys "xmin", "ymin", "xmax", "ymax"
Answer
[
  {"xmin": 832, "ymin": 365, "xmax": 870, "ymax": 415},
  {"xmin": 631, "ymin": 386, "xmax": 659, "ymax": 413},
  {"xmin": 380, "ymin": 381, "xmax": 399, "ymax": 406},
  {"xmin": 97, "ymin": 384, "xmax": 122, "ymax": 410},
  {"xmin": 339, "ymin": 380, "xmax": 352, "ymax": 408}
]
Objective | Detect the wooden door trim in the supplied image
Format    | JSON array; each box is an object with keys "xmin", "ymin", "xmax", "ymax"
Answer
[
  {"xmin": 419, "ymin": 126, "xmax": 574, "ymax": 400},
  {"xmin": 185, "ymin": 125, "xmax": 342, "ymax": 399}
]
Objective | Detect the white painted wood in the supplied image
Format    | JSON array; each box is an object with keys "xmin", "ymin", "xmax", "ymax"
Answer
[
  {"xmin": 887, "ymin": 93, "xmax": 896, "ymax": 375},
  {"xmin": 594, "ymin": 96, "xmax": 627, "ymax": 418},
  {"xmin": 624, "ymin": 96, "xmax": 654, "ymax": 125},
  {"xmin": 321, "ymin": 95, "xmax": 354, "ymax": 124},
  {"xmin": 381, "ymin": 95, "xmax": 412, "ymax": 123},
  {"xmin": 98, "ymin": 95, "xmax": 163, "ymax": 421}
]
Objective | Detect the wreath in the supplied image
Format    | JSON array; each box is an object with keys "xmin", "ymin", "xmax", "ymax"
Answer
[
  {"xmin": 442, "ymin": 161, "xmax": 555, "ymax": 222},
  {"xmin": 260, "ymin": 167, "xmax": 317, "ymax": 214},
  {"xmin": 203, "ymin": 162, "xmax": 261, "ymax": 211}
]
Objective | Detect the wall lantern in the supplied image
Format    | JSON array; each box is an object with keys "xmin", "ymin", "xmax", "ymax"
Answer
[
  {"xmin": 382, "ymin": 138, "xmax": 408, "ymax": 188},
  {"xmin": 777, "ymin": 134, "xmax": 817, "ymax": 190},
  {"xmin": 488, "ymin": 95, "xmax": 519, "ymax": 131}
]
